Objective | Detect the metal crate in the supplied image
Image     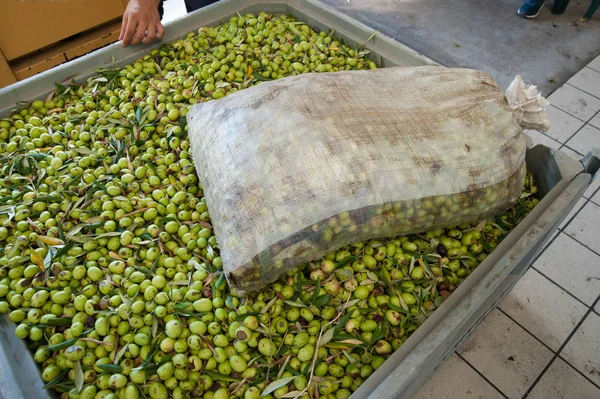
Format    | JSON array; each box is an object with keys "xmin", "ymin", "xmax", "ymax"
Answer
[{"xmin": 0, "ymin": 1, "xmax": 597, "ymax": 398}]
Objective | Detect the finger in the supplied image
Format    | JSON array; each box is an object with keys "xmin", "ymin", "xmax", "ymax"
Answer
[
  {"xmin": 122, "ymin": 19, "xmax": 138, "ymax": 46},
  {"xmin": 119, "ymin": 14, "xmax": 129, "ymax": 43},
  {"xmin": 129, "ymin": 20, "xmax": 148, "ymax": 45},
  {"xmin": 143, "ymin": 23, "xmax": 157, "ymax": 44},
  {"xmin": 155, "ymin": 22, "xmax": 165, "ymax": 40}
]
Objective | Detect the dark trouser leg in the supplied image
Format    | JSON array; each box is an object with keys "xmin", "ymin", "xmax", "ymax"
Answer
[
  {"xmin": 184, "ymin": 0, "xmax": 221, "ymax": 13},
  {"xmin": 158, "ymin": 1, "xmax": 165, "ymax": 20},
  {"xmin": 583, "ymin": 0, "xmax": 600, "ymax": 20},
  {"xmin": 551, "ymin": 0, "xmax": 570, "ymax": 14}
]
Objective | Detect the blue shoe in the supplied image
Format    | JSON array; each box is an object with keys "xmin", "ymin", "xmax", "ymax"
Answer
[{"xmin": 518, "ymin": 0, "xmax": 547, "ymax": 18}]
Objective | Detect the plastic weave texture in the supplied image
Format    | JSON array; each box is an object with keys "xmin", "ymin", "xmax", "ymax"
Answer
[{"xmin": 188, "ymin": 66, "xmax": 545, "ymax": 294}]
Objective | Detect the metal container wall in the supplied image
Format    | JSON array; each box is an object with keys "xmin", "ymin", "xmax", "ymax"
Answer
[{"xmin": 0, "ymin": 1, "xmax": 596, "ymax": 399}]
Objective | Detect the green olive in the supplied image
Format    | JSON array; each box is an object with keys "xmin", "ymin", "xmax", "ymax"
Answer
[{"xmin": 0, "ymin": 12, "xmax": 537, "ymax": 399}]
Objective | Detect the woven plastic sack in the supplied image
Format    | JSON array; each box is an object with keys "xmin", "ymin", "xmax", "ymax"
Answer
[{"xmin": 188, "ymin": 66, "xmax": 550, "ymax": 294}]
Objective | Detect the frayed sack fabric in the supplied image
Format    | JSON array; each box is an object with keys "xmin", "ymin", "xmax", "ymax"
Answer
[{"xmin": 188, "ymin": 66, "xmax": 550, "ymax": 294}]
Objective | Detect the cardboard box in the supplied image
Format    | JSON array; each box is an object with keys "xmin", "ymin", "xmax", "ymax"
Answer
[
  {"xmin": 0, "ymin": 50, "xmax": 17, "ymax": 87},
  {"xmin": 0, "ymin": 0, "xmax": 127, "ymax": 61},
  {"xmin": 64, "ymin": 21, "xmax": 122, "ymax": 61},
  {"xmin": 9, "ymin": 20, "xmax": 122, "ymax": 82},
  {"xmin": 11, "ymin": 51, "xmax": 68, "ymax": 82}
]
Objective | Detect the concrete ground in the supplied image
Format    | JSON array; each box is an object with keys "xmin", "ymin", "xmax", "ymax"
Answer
[{"xmin": 320, "ymin": 0, "xmax": 600, "ymax": 95}]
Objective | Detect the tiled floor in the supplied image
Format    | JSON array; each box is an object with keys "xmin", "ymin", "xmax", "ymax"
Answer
[
  {"xmin": 416, "ymin": 55, "xmax": 600, "ymax": 399},
  {"xmin": 159, "ymin": 2, "xmax": 600, "ymax": 397}
]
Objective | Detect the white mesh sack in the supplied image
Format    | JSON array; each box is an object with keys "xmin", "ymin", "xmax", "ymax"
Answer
[{"xmin": 187, "ymin": 66, "xmax": 550, "ymax": 294}]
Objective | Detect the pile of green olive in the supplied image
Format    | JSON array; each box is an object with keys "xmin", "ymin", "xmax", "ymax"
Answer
[
  {"xmin": 0, "ymin": 12, "xmax": 539, "ymax": 399},
  {"xmin": 230, "ymin": 166, "xmax": 526, "ymax": 293}
]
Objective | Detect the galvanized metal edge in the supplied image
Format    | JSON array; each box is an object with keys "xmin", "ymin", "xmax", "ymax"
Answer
[
  {"xmin": 0, "ymin": 1, "xmax": 588, "ymax": 397},
  {"xmin": 351, "ymin": 149, "xmax": 589, "ymax": 399}
]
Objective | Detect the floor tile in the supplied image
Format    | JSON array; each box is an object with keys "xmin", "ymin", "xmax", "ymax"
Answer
[
  {"xmin": 545, "ymin": 105, "xmax": 586, "ymax": 143},
  {"xmin": 544, "ymin": 228, "xmax": 560, "ymax": 249},
  {"xmin": 527, "ymin": 357, "xmax": 600, "ymax": 399},
  {"xmin": 564, "ymin": 201, "xmax": 600, "ymax": 254},
  {"xmin": 590, "ymin": 112, "xmax": 600, "ymax": 129},
  {"xmin": 561, "ymin": 312, "xmax": 600, "ymax": 386},
  {"xmin": 565, "ymin": 124, "xmax": 600, "ymax": 156},
  {"xmin": 548, "ymin": 85, "xmax": 600, "ymax": 121},
  {"xmin": 589, "ymin": 55, "xmax": 600, "ymax": 73},
  {"xmin": 593, "ymin": 187, "xmax": 600, "ymax": 206},
  {"xmin": 457, "ymin": 309, "xmax": 554, "ymax": 398},
  {"xmin": 558, "ymin": 146, "xmax": 583, "ymax": 160},
  {"xmin": 535, "ymin": 233, "xmax": 600, "ymax": 307},
  {"xmin": 584, "ymin": 174, "xmax": 600, "ymax": 199},
  {"xmin": 559, "ymin": 197, "xmax": 586, "ymax": 229},
  {"xmin": 500, "ymin": 269, "xmax": 588, "ymax": 350},
  {"xmin": 526, "ymin": 130, "xmax": 561, "ymax": 151},
  {"xmin": 568, "ymin": 68, "xmax": 600, "ymax": 100},
  {"xmin": 413, "ymin": 353, "xmax": 504, "ymax": 399}
]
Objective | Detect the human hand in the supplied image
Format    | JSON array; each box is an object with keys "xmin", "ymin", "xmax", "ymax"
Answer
[{"xmin": 120, "ymin": 0, "xmax": 165, "ymax": 47}]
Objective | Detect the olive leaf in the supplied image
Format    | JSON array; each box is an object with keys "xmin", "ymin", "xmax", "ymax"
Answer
[
  {"xmin": 419, "ymin": 257, "xmax": 434, "ymax": 278},
  {"xmin": 0, "ymin": 206, "xmax": 16, "ymax": 222},
  {"xmin": 6, "ymin": 242, "xmax": 19, "ymax": 259},
  {"xmin": 188, "ymin": 258, "xmax": 204, "ymax": 272},
  {"xmin": 260, "ymin": 376, "xmax": 296, "ymax": 397},
  {"xmin": 9, "ymin": 256, "xmax": 31, "ymax": 266},
  {"xmin": 369, "ymin": 324, "xmax": 388, "ymax": 344},
  {"xmin": 311, "ymin": 277, "xmax": 321, "ymax": 304},
  {"xmin": 366, "ymin": 271, "xmax": 379, "ymax": 282},
  {"xmin": 336, "ymin": 298, "xmax": 360, "ymax": 313},
  {"xmin": 342, "ymin": 350, "xmax": 358, "ymax": 363},
  {"xmin": 335, "ymin": 268, "xmax": 354, "ymax": 281},
  {"xmin": 277, "ymin": 355, "xmax": 291, "ymax": 379},
  {"xmin": 318, "ymin": 327, "xmax": 335, "ymax": 348},
  {"xmin": 283, "ymin": 300, "xmax": 306, "ymax": 308},
  {"xmin": 47, "ymin": 337, "xmax": 78, "ymax": 351},
  {"xmin": 280, "ymin": 391, "xmax": 308, "ymax": 398},
  {"xmin": 261, "ymin": 296, "xmax": 278, "ymax": 313},
  {"xmin": 205, "ymin": 370, "xmax": 241, "ymax": 382},
  {"xmin": 53, "ymin": 242, "xmax": 74, "ymax": 260},
  {"xmin": 112, "ymin": 344, "xmax": 129, "ymax": 364},
  {"xmin": 44, "ymin": 317, "xmax": 73, "ymax": 327},
  {"xmin": 37, "ymin": 235, "xmax": 65, "ymax": 246},
  {"xmin": 313, "ymin": 294, "xmax": 331, "ymax": 307},
  {"xmin": 74, "ymin": 360, "xmax": 84, "ymax": 392},
  {"xmin": 95, "ymin": 232, "xmax": 122, "ymax": 239},
  {"xmin": 198, "ymin": 221, "xmax": 212, "ymax": 229},
  {"xmin": 152, "ymin": 316, "xmax": 159, "ymax": 338},
  {"xmin": 97, "ymin": 364, "xmax": 123, "ymax": 373},
  {"xmin": 475, "ymin": 219, "xmax": 489, "ymax": 232},
  {"xmin": 408, "ymin": 256, "xmax": 416, "ymax": 275},
  {"xmin": 336, "ymin": 255, "xmax": 356, "ymax": 268},
  {"xmin": 434, "ymin": 296, "xmax": 446, "ymax": 307},
  {"xmin": 31, "ymin": 251, "xmax": 44, "ymax": 269},
  {"xmin": 398, "ymin": 294, "xmax": 410, "ymax": 312},
  {"xmin": 337, "ymin": 339, "xmax": 363, "ymax": 346},
  {"xmin": 333, "ymin": 312, "xmax": 353, "ymax": 336},
  {"xmin": 42, "ymin": 369, "xmax": 70, "ymax": 389},
  {"xmin": 80, "ymin": 338, "xmax": 112, "ymax": 346}
]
